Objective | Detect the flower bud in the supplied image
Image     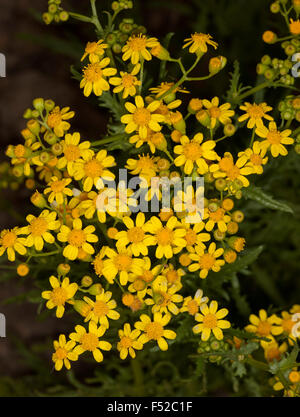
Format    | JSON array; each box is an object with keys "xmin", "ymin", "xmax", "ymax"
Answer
[
  {"xmin": 232, "ymin": 210, "xmax": 244, "ymax": 223},
  {"xmin": 227, "ymin": 221, "xmax": 239, "ymax": 234},
  {"xmin": 59, "ymin": 11, "xmax": 69, "ymax": 22},
  {"xmin": 270, "ymin": 2, "xmax": 280, "ymax": 13},
  {"xmin": 196, "ymin": 109, "xmax": 210, "ymax": 127},
  {"xmin": 261, "ymin": 55, "xmax": 272, "ymax": 65},
  {"xmin": 223, "ymin": 123, "xmax": 236, "ymax": 137},
  {"xmin": 17, "ymin": 264, "xmax": 29, "ymax": 277},
  {"xmin": 215, "ymin": 178, "xmax": 227, "ymax": 191},
  {"xmin": 51, "ymin": 143, "xmax": 63, "ymax": 156},
  {"xmin": 43, "ymin": 12, "xmax": 53, "ymax": 25},
  {"xmin": 228, "ymin": 236, "xmax": 246, "ymax": 252},
  {"xmin": 27, "ymin": 119, "xmax": 40, "ymax": 135},
  {"xmin": 31, "ymin": 191, "xmax": 47, "ymax": 208},
  {"xmin": 57, "ymin": 263, "xmax": 71, "ymax": 276},
  {"xmin": 214, "ymin": 230, "xmax": 225, "ymax": 241},
  {"xmin": 73, "ymin": 300, "xmax": 91, "ymax": 317},
  {"xmin": 44, "ymin": 131, "xmax": 58, "ymax": 145},
  {"xmin": 151, "ymin": 44, "xmax": 170, "ymax": 61},
  {"xmin": 209, "ymin": 56, "xmax": 227, "ymax": 74},
  {"xmin": 23, "ymin": 108, "xmax": 32, "ymax": 119},
  {"xmin": 188, "ymin": 98, "xmax": 203, "ymax": 114},
  {"xmin": 45, "ymin": 99, "xmax": 55, "ymax": 111},
  {"xmin": 33, "ymin": 98, "xmax": 45, "ymax": 112},
  {"xmin": 81, "ymin": 275, "xmax": 93, "ymax": 287},
  {"xmin": 262, "ymin": 31, "xmax": 277, "ymax": 44},
  {"xmin": 224, "ymin": 249, "xmax": 237, "ymax": 264},
  {"xmin": 88, "ymin": 283, "xmax": 103, "ymax": 295}
]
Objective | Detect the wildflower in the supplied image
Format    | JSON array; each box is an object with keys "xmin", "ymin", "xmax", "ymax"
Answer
[
  {"xmin": 202, "ymin": 97, "xmax": 234, "ymax": 129},
  {"xmin": 57, "ymin": 132, "xmax": 93, "ymax": 176},
  {"xmin": 183, "ymin": 33, "xmax": 218, "ymax": 54},
  {"xmin": 237, "ymin": 141, "xmax": 268, "ymax": 175},
  {"xmin": 110, "ymin": 64, "xmax": 141, "ymax": 98},
  {"xmin": 70, "ymin": 321, "xmax": 112, "ymax": 362},
  {"xmin": 117, "ymin": 323, "xmax": 143, "ymax": 359},
  {"xmin": 135, "ymin": 312, "xmax": 176, "ymax": 351},
  {"xmin": 128, "ymin": 257, "xmax": 162, "ymax": 297},
  {"xmin": 57, "ymin": 218, "xmax": 98, "ymax": 261},
  {"xmin": 238, "ymin": 102, "xmax": 273, "ymax": 129},
  {"xmin": 92, "ymin": 247, "xmax": 107, "ymax": 277},
  {"xmin": 203, "ymin": 203, "xmax": 231, "ymax": 233},
  {"xmin": 0, "ymin": 228, "xmax": 27, "ymax": 262},
  {"xmin": 174, "ymin": 133, "xmax": 218, "ymax": 175},
  {"xmin": 289, "ymin": 18, "xmax": 300, "ymax": 35},
  {"xmin": 181, "ymin": 289, "xmax": 209, "ymax": 316},
  {"xmin": 149, "ymin": 82, "xmax": 188, "ymax": 101},
  {"xmin": 81, "ymin": 40, "xmax": 108, "ymax": 63},
  {"xmin": 193, "ymin": 300, "xmax": 230, "ymax": 341},
  {"xmin": 189, "ymin": 242, "xmax": 225, "ymax": 279},
  {"xmin": 115, "ymin": 212, "xmax": 151, "ymax": 256},
  {"xmin": 47, "ymin": 106, "xmax": 75, "ymax": 137},
  {"xmin": 261, "ymin": 336, "xmax": 287, "ymax": 362},
  {"xmin": 255, "ymin": 121, "xmax": 294, "ymax": 157},
  {"xmin": 121, "ymin": 95, "xmax": 164, "ymax": 139},
  {"xmin": 83, "ymin": 291, "xmax": 120, "ymax": 328},
  {"xmin": 245, "ymin": 309, "xmax": 282, "ymax": 338},
  {"xmin": 42, "ymin": 276, "xmax": 78, "ymax": 318},
  {"xmin": 21, "ymin": 210, "xmax": 60, "ymax": 251},
  {"xmin": 73, "ymin": 150, "xmax": 116, "ymax": 191},
  {"xmin": 52, "ymin": 335, "xmax": 78, "ymax": 371},
  {"xmin": 145, "ymin": 281, "xmax": 183, "ymax": 315},
  {"xmin": 122, "ymin": 34, "xmax": 159, "ymax": 65},
  {"xmin": 44, "ymin": 176, "xmax": 73, "ymax": 205},
  {"xmin": 17, "ymin": 263, "xmax": 29, "ymax": 277},
  {"xmin": 144, "ymin": 216, "xmax": 186, "ymax": 259},
  {"xmin": 210, "ymin": 152, "xmax": 252, "ymax": 188},
  {"xmin": 125, "ymin": 154, "xmax": 158, "ymax": 183},
  {"xmin": 80, "ymin": 58, "xmax": 117, "ymax": 97},
  {"xmin": 102, "ymin": 247, "xmax": 144, "ymax": 285},
  {"xmin": 129, "ymin": 129, "xmax": 167, "ymax": 153}
]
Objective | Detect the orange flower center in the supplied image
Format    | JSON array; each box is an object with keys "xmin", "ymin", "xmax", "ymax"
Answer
[
  {"xmin": 128, "ymin": 36, "xmax": 147, "ymax": 52},
  {"xmin": 209, "ymin": 106, "xmax": 221, "ymax": 119},
  {"xmin": 68, "ymin": 229, "xmax": 86, "ymax": 247},
  {"xmin": 119, "ymin": 336, "xmax": 132, "ymax": 349},
  {"xmin": 145, "ymin": 321, "xmax": 164, "ymax": 340},
  {"xmin": 257, "ymin": 320, "xmax": 271, "ymax": 336},
  {"xmin": 183, "ymin": 142, "xmax": 203, "ymax": 161},
  {"xmin": 30, "ymin": 218, "xmax": 48, "ymax": 237},
  {"xmin": 93, "ymin": 300, "xmax": 109, "ymax": 317},
  {"xmin": 51, "ymin": 180, "xmax": 66, "ymax": 193},
  {"xmin": 247, "ymin": 105, "xmax": 265, "ymax": 118},
  {"xmin": 166, "ymin": 270, "xmax": 179, "ymax": 283},
  {"xmin": 127, "ymin": 227, "xmax": 145, "ymax": 243},
  {"xmin": 64, "ymin": 144, "xmax": 81, "ymax": 161},
  {"xmin": 122, "ymin": 73, "xmax": 135, "ymax": 88},
  {"xmin": 267, "ymin": 131, "xmax": 282, "ymax": 144},
  {"xmin": 203, "ymin": 313, "xmax": 218, "ymax": 329},
  {"xmin": 54, "ymin": 347, "xmax": 68, "ymax": 360},
  {"xmin": 51, "ymin": 287, "xmax": 68, "ymax": 306},
  {"xmin": 219, "ymin": 157, "xmax": 234, "ymax": 172},
  {"xmin": 132, "ymin": 108, "xmax": 151, "ymax": 126},
  {"xmin": 115, "ymin": 254, "xmax": 133, "ymax": 271},
  {"xmin": 84, "ymin": 159, "xmax": 103, "ymax": 178},
  {"xmin": 185, "ymin": 229, "xmax": 197, "ymax": 245},
  {"xmin": 14, "ymin": 145, "xmax": 26, "ymax": 158},
  {"xmin": 199, "ymin": 253, "xmax": 215, "ymax": 270},
  {"xmin": 80, "ymin": 332, "xmax": 99, "ymax": 351},
  {"xmin": 250, "ymin": 154, "xmax": 263, "ymax": 165},
  {"xmin": 156, "ymin": 227, "xmax": 174, "ymax": 246},
  {"xmin": 227, "ymin": 166, "xmax": 240, "ymax": 180},
  {"xmin": 1, "ymin": 231, "xmax": 17, "ymax": 248},
  {"xmin": 83, "ymin": 63, "xmax": 103, "ymax": 82},
  {"xmin": 187, "ymin": 299, "xmax": 199, "ymax": 315}
]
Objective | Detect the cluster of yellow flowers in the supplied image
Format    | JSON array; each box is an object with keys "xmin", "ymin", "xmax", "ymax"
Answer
[{"xmin": 1, "ymin": 0, "xmax": 299, "ymax": 386}]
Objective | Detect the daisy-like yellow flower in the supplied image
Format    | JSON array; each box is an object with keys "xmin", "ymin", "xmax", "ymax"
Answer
[
  {"xmin": 110, "ymin": 64, "xmax": 141, "ymax": 98},
  {"xmin": 210, "ymin": 152, "xmax": 252, "ymax": 188},
  {"xmin": 57, "ymin": 132, "xmax": 93, "ymax": 176},
  {"xmin": 189, "ymin": 242, "xmax": 225, "ymax": 279},
  {"xmin": 0, "ymin": 227, "xmax": 27, "ymax": 262},
  {"xmin": 80, "ymin": 58, "xmax": 117, "ymax": 97},
  {"xmin": 92, "ymin": 246, "xmax": 107, "ymax": 277},
  {"xmin": 96, "ymin": 184, "xmax": 137, "ymax": 219},
  {"xmin": 173, "ymin": 184, "xmax": 205, "ymax": 224},
  {"xmin": 149, "ymin": 82, "xmax": 188, "ymax": 100},
  {"xmin": 20, "ymin": 210, "xmax": 60, "ymax": 251},
  {"xmin": 121, "ymin": 95, "xmax": 164, "ymax": 139},
  {"xmin": 201, "ymin": 97, "xmax": 234, "ymax": 129},
  {"xmin": 289, "ymin": 18, "xmax": 300, "ymax": 35},
  {"xmin": 245, "ymin": 309, "xmax": 282, "ymax": 338},
  {"xmin": 255, "ymin": 121, "xmax": 294, "ymax": 157},
  {"xmin": 42, "ymin": 276, "xmax": 78, "ymax": 318},
  {"xmin": 238, "ymin": 102, "xmax": 273, "ymax": 129},
  {"xmin": 183, "ymin": 33, "xmax": 218, "ymax": 54},
  {"xmin": 144, "ymin": 216, "xmax": 186, "ymax": 259},
  {"xmin": 174, "ymin": 133, "xmax": 218, "ymax": 175},
  {"xmin": 129, "ymin": 129, "xmax": 167, "ymax": 153},
  {"xmin": 78, "ymin": 190, "xmax": 107, "ymax": 223},
  {"xmin": 52, "ymin": 334, "xmax": 78, "ymax": 371},
  {"xmin": 81, "ymin": 40, "xmax": 108, "ymax": 63},
  {"xmin": 161, "ymin": 264, "xmax": 185, "ymax": 287},
  {"xmin": 117, "ymin": 323, "xmax": 144, "ymax": 360},
  {"xmin": 193, "ymin": 300, "xmax": 230, "ymax": 341},
  {"xmin": 57, "ymin": 218, "xmax": 98, "ymax": 261},
  {"xmin": 145, "ymin": 281, "xmax": 183, "ymax": 315},
  {"xmin": 237, "ymin": 141, "xmax": 268, "ymax": 175},
  {"xmin": 135, "ymin": 312, "xmax": 176, "ymax": 351},
  {"xmin": 44, "ymin": 176, "xmax": 73, "ymax": 205},
  {"xmin": 181, "ymin": 289, "xmax": 208, "ymax": 316},
  {"xmin": 115, "ymin": 212, "xmax": 150, "ymax": 256},
  {"xmin": 261, "ymin": 336, "xmax": 287, "ymax": 363},
  {"xmin": 70, "ymin": 321, "xmax": 112, "ymax": 363},
  {"xmin": 128, "ymin": 257, "xmax": 162, "ymax": 297},
  {"xmin": 83, "ymin": 291, "xmax": 120, "ymax": 328},
  {"xmin": 182, "ymin": 223, "xmax": 211, "ymax": 253},
  {"xmin": 122, "ymin": 34, "xmax": 160, "ymax": 65},
  {"xmin": 203, "ymin": 203, "xmax": 231, "ymax": 233},
  {"xmin": 275, "ymin": 311, "xmax": 297, "ymax": 344},
  {"xmin": 102, "ymin": 247, "xmax": 144, "ymax": 285},
  {"xmin": 47, "ymin": 106, "xmax": 75, "ymax": 137},
  {"xmin": 73, "ymin": 149, "xmax": 116, "ymax": 192},
  {"xmin": 125, "ymin": 154, "xmax": 159, "ymax": 184}
]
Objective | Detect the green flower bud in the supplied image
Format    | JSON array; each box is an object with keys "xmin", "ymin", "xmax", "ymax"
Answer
[
  {"xmin": 88, "ymin": 283, "xmax": 103, "ymax": 295},
  {"xmin": 215, "ymin": 178, "xmax": 227, "ymax": 191},
  {"xmin": 45, "ymin": 99, "xmax": 55, "ymax": 111},
  {"xmin": 27, "ymin": 119, "xmax": 40, "ymax": 135},
  {"xmin": 44, "ymin": 131, "xmax": 58, "ymax": 145},
  {"xmin": 23, "ymin": 108, "xmax": 32, "ymax": 119},
  {"xmin": 59, "ymin": 11, "xmax": 69, "ymax": 22},
  {"xmin": 57, "ymin": 263, "xmax": 70, "ymax": 276},
  {"xmin": 112, "ymin": 43, "xmax": 122, "ymax": 54},
  {"xmin": 270, "ymin": 2, "xmax": 280, "ymax": 13},
  {"xmin": 33, "ymin": 98, "xmax": 45, "ymax": 112},
  {"xmin": 261, "ymin": 55, "xmax": 272, "ymax": 65},
  {"xmin": 81, "ymin": 275, "xmax": 93, "ymax": 287},
  {"xmin": 223, "ymin": 123, "xmax": 236, "ymax": 137},
  {"xmin": 43, "ymin": 12, "xmax": 53, "ymax": 25}
]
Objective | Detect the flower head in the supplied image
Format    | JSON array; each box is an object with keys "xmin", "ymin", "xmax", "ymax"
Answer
[
  {"xmin": 80, "ymin": 58, "xmax": 117, "ymax": 97},
  {"xmin": 52, "ymin": 334, "xmax": 78, "ymax": 371},
  {"xmin": 193, "ymin": 300, "xmax": 230, "ymax": 341},
  {"xmin": 122, "ymin": 34, "xmax": 159, "ymax": 65},
  {"xmin": 42, "ymin": 276, "xmax": 78, "ymax": 318},
  {"xmin": 135, "ymin": 312, "xmax": 176, "ymax": 351},
  {"xmin": 0, "ymin": 228, "xmax": 27, "ymax": 262},
  {"xmin": 183, "ymin": 33, "xmax": 218, "ymax": 54},
  {"xmin": 117, "ymin": 323, "xmax": 143, "ymax": 359}
]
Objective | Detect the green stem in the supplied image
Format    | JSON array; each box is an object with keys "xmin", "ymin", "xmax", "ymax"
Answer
[
  {"xmin": 244, "ymin": 357, "xmax": 269, "ymax": 371},
  {"xmin": 131, "ymin": 357, "xmax": 145, "ymax": 396},
  {"xmin": 30, "ymin": 250, "xmax": 60, "ymax": 257},
  {"xmin": 91, "ymin": 134, "xmax": 125, "ymax": 146},
  {"xmin": 90, "ymin": 0, "xmax": 104, "ymax": 36},
  {"xmin": 235, "ymin": 80, "xmax": 271, "ymax": 102},
  {"xmin": 139, "ymin": 58, "xmax": 144, "ymax": 94},
  {"xmin": 249, "ymin": 128, "xmax": 255, "ymax": 148},
  {"xmin": 68, "ymin": 11, "xmax": 93, "ymax": 24}
]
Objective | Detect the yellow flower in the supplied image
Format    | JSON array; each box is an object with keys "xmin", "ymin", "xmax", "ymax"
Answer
[
  {"xmin": 203, "ymin": 204, "xmax": 231, "ymax": 233},
  {"xmin": 115, "ymin": 212, "xmax": 151, "ymax": 256},
  {"xmin": 92, "ymin": 246, "xmax": 107, "ymax": 277},
  {"xmin": 57, "ymin": 218, "xmax": 98, "ymax": 261},
  {"xmin": 201, "ymin": 97, "xmax": 234, "ymax": 129},
  {"xmin": 110, "ymin": 64, "xmax": 141, "ymax": 98},
  {"xmin": 174, "ymin": 133, "xmax": 218, "ymax": 175},
  {"xmin": 261, "ymin": 336, "xmax": 287, "ymax": 363},
  {"xmin": 44, "ymin": 176, "xmax": 73, "ymax": 205},
  {"xmin": 122, "ymin": 34, "xmax": 160, "ymax": 65},
  {"xmin": 245, "ymin": 309, "xmax": 282, "ymax": 338},
  {"xmin": 80, "ymin": 58, "xmax": 117, "ymax": 97},
  {"xmin": 182, "ymin": 223, "xmax": 211, "ymax": 253},
  {"xmin": 73, "ymin": 149, "xmax": 116, "ymax": 192},
  {"xmin": 238, "ymin": 102, "xmax": 273, "ymax": 129},
  {"xmin": 255, "ymin": 121, "xmax": 294, "ymax": 157},
  {"xmin": 70, "ymin": 321, "xmax": 112, "ymax": 362},
  {"xmin": 149, "ymin": 82, "xmax": 188, "ymax": 100},
  {"xmin": 42, "ymin": 276, "xmax": 78, "ymax": 318},
  {"xmin": 276, "ymin": 311, "xmax": 297, "ymax": 344},
  {"xmin": 128, "ymin": 257, "xmax": 162, "ymax": 297},
  {"xmin": 96, "ymin": 184, "xmax": 137, "ymax": 219},
  {"xmin": 102, "ymin": 247, "xmax": 144, "ymax": 285},
  {"xmin": 129, "ymin": 129, "xmax": 167, "ymax": 153},
  {"xmin": 183, "ymin": 33, "xmax": 218, "ymax": 54},
  {"xmin": 83, "ymin": 291, "xmax": 120, "ymax": 328},
  {"xmin": 173, "ymin": 184, "xmax": 205, "ymax": 224},
  {"xmin": 210, "ymin": 152, "xmax": 252, "ymax": 189},
  {"xmin": 52, "ymin": 334, "xmax": 78, "ymax": 371},
  {"xmin": 145, "ymin": 280, "xmax": 183, "ymax": 315},
  {"xmin": 144, "ymin": 216, "xmax": 186, "ymax": 259},
  {"xmin": 81, "ymin": 40, "xmax": 108, "ymax": 63},
  {"xmin": 57, "ymin": 132, "xmax": 93, "ymax": 176},
  {"xmin": 125, "ymin": 154, "xmax": 158, "ymax": 183},
  {"xmin": 21, "ymin": 210, "xmax": 60, "ymax": 251},
  {"xmin": 181, "ymin": 289, "xmax": 209, "ymax": 316},
  {"xmin": 117, "ymin": 323, "xmax": 144, "ymax": 360},
  {"xmin": 289, "ymin": 18, "xmax": 300, "ymax": 35},
  {"xmin": 189, "ymin": 242, "xmax": 225, "ymax": 279},
  {"xmin": 0, "ymin": 227, "xmax": 27, "ymax": 262},
  {"xmin": 193, "ymin": 300, "xmax": 230, "ymax": 341},
  {"xmin": 135, "ymin": 312, "xmax": 176, "ymax": 351},
  {"xmin": 47, "ymin": 106, "xmax": 75, "ymax": 137},
  {"xmin": 121, "ymin": 95, "xmax": 164, "ymax": 139},
  {"xmin": 237, "ymin": 141, "xmax": 268, "ymax": 175}
]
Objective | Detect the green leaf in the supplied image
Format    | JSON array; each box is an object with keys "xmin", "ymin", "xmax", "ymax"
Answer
[{"xmin": 243, "ymin": 185, "xmax": 294, "ymax": 214}]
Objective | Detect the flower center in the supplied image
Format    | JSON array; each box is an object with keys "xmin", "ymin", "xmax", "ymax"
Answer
[
  {"xmin": 145, "ymin": 322, "xmax": 164, "ymax": 340},
  {"xmin": 127, "ymin": 227, "xmax": 145, "ymax": 243},
  {"xmin": 80, "ymin": 332, "xmax": 99, "ymax": 351},
  {"xmin": 247, "ymin": 105, "xmax": 264, "ymax": 118},
  {"xmin": 185, "ymin": 229, "xmax": 197, "ymax": 245},
  {"xmin": 51, "ymin": 180, "xmax": 66, "ymax": 193},
  {"xmin": 203, "ymin": 313, "xmax": 218, "ymax": 329},
  {"xmin": 199, "ymin": 253, "xmax": 215, "ymax": 270},
  {"xmin": 64, "ymin": 145, "xmax": 81, "ymax": 161},
  {"xmin": 84, "ymin": 159, "xmax": 103, "ymax": 178},
  {"xmin": 192, "ymin": 33, "xmax": 209, "ymax": 44},
  {"xmin": 132, "ymin": 108, "xmax": 151, "ymax": 126},
  {"xmin": 227, "ymin": 166, "xmax": 240, "ymax": 180},
  {"xmin": 68, "ymin": 229, "xmax": 86, "ymax": 247},
  {"xmin": 166, "ymin": 270, "xmax": 179, "ymax": 283},
  {"xmin": 93, "ymin": 300, "xmax": 109, "ymax": 317},
  {"xmin": 156, "ymin": 227, "xmax": 174, "ymax": 246},
  {"xmin": 187, "ymin": 300, "xmax": 199, "ymax": 315},
  {"xmin": 183, "ymin": 142, "xmax": 203, "ymax": 161},
  {"xmin": 267, "ymin": 131, "xmax": 282, "ymax": 144},
  {"xmin": 257, "ymin": 321, "xmax": 271, "ymax": 336},
  {"xmin": 119, "ymin": 336, "xmax": 132, "ymax": 349},
  {"xmin": 250, "ymin": 154, "xmax": 263, "ymax": 165},
  {"xmin": 54, "ymin": 347, "xmax": 68, "ymax": 360},
  {"xmin": 15, "ymin": 145, "xmax": 26, "ymax": 158},
  {"xmin": 210, "ymin": 208, "xmax": 225, "ymax": 222},
  {"xmin": 83, "ymin": 63, "xmax": 103, "ymax": 82},
  {"xmin": 115, "ymin": 254, "xmax": 132, "ymax": 271},
  {"xmin": 2, "ymin": 231, "xmax": 17, "ymax": 248},
  {"xmin": 137, "ymin": 156, "xmax": 155, "ymax": 171},
  {"xmin": 30, "ymin": 218, "xmax": 48, "ymax": 237},
  {"xmin": 51, "ymin": 287, "xmax": 68, "ymax": 306},
  {"xmin": 282, "ymin": 318, "xmax": 294, "ymax": 333},
  {"xmin": 219, "ymin": 157, "xmax": 234, "ymax": 172},
  {"xmin": 141, "ymin": 270, "xmax": 154, "ymax": 283},
  {"xmin": 122, "ymin": 73, "xmax": 135, "ymax": 88},
  {"xmin": 128, "ymin": 36, "xmax": 147, "ymax": 51},
  {"xmin": 209, "ymin": 106, "xmax": 221, "ymax": 118},
  {"xmin": 47, "ymin": 111, "xmax": 62, "ymax": 128}
]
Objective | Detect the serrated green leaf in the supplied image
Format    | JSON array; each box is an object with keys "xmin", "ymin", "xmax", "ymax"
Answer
[{"xmin": 243, "ymin": 185, "xmax": 294, "ymax": 214}]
